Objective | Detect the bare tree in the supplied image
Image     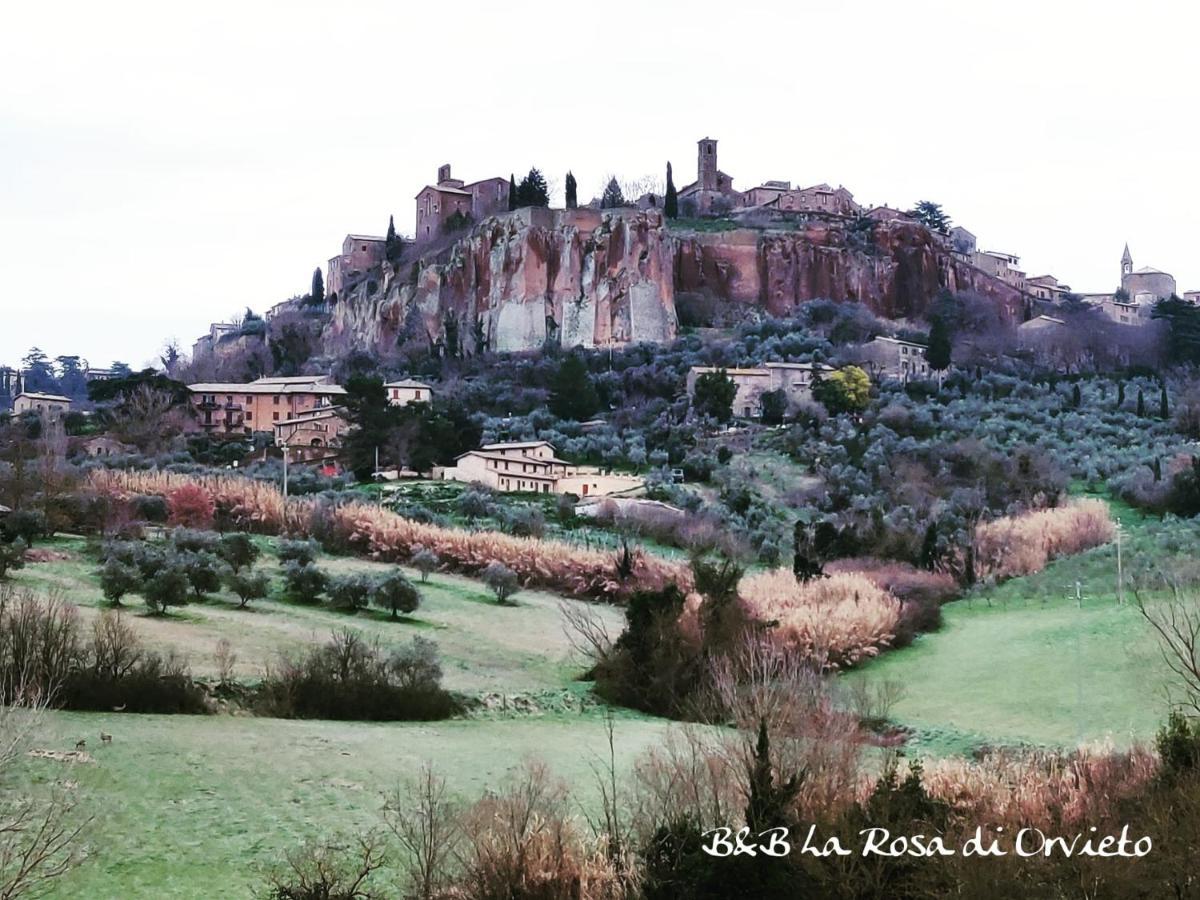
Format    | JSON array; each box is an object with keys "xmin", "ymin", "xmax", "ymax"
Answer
[
  {"xmin": 1135, "ymin": 572, "xmax": 1200, "ymax": 715},
  {"xmin": 0, "ymin": 676, "xmax": 91, "ymax": 898},
  {"xmin": 381, "ymin": 764, "xmax": 461, "ymax": 900},
  {"xmin": 263, "ymin": 833, "xmax": 387, "ymax": 900}
]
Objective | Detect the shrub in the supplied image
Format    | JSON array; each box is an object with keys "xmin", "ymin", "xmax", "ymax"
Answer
[
  {"xmin": 223, "ymin": 569, "xmax": 270, "ymax": 608},
  {"xmin": 0, "ymin": 540, "xmax": 27, "ymax": 581},
  {"xmin": 277, "ymin": 538, "xmax": 319, "ymax": 567},
  {"xmin": 283, "ymin": 561, "xmax": 328, "ymax": 604},
  {"xmin": 411, "ymin": 547, "xmax": 438, "ymax": 583},
  {"xmin": 167, "ymin": 483, "xmax": 215, "ymax": 529},
  {"xmin": 328, "ymin": 574, "xmax": 374, "ymax": 613},
  {"xmin": 142, "ymin": 564, "xmax": 190, "ymax": 615},
  {"xmin": 132, "ymin": 493, "xmax": 169, "ymax": 523},
  {"xmin": 974, "ymin": 499, "xmax": 1115, "ymax": 581},
  {"xmin": 98, "ymin": 557, "xmax": 141, "ymax": 606},
  {"xmin": 739, "ymin": 570, "xmax": 902, "ymax": 669},
  {"xmin": 169, "ymin": 527, "xmax": 220, "ymax": 554},
  {"xmin": 177, "ymin": 551, "xmax": 223, "ymax": 599},
  {"xmin": 217, "ymin": 532, "xmax": 260, "ymax": 573},
  {"xmin": 257, "ymin": 629, "xmax": 458, "ymax": 721},
  {"xmin": 2, "ymin": 509, "xmax": 47, "ymax": 546},
  {"xmin": 386, "ymin": 636, "xmax": 441, "ymax": 690},
  {"xmin": 373, "ymin": 571, "xmax": 421, "ymax": 619},
  {"xmin": 481, "ymin": 561, "xmax": 520, "ymax": 605}
]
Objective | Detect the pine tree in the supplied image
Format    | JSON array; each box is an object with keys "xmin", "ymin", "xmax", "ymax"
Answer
[
  {"xmin": 311, "ymin": 268, "xmax": 324, "ymax": 305},
  {"xmin": 744, "ymin": 719, "xmax": 801, "ymax": 834},
  {"xmin": 508, "ymin": 174, "xmax": 517, "ymax": 211},
  {"xmin": 565, "ymin": 171, "xmax": 577, "ymax": 209},
  {"xmin": 1161, "ymin": 383, "xmax": 1170, "ymax": 419},
  {"xmin": 664, "ymin": 161, "xmax": 678, "ymax": 219},
  {"xmin": 549, "ymin": 354, "xmax": 599, "ymax": 421},
  {"xmin": 926, "ymin": 315, "xmax": 952, "ymax": 371},
  {"xmin": 516, "ymin": 168, "xmax": 549, "ymax": 208},
  {"xmin": 600, "ymin": 177, "xmax": 625, "ymax": 209}
]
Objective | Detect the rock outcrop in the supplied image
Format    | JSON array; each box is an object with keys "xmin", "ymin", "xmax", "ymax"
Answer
[{"xmin": 324, "ymin": 208, "xmax": 1022, "ymax": 356}]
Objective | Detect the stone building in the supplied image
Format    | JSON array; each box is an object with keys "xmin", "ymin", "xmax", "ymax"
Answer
[
  {"xmin": 385, "ymin": 379, "xmax": 433, "ymax": 407},
  {"xmin": 191, "ymin": 321, "xmax": 239, "ymax": 361},
  {"xmin": 1017, "ymin": 315, "xmax": 1068, "ymax": 345},
  {"xmin": 861, "ymin": 337, "xmax": 931, "ymax": 381},
  {"xmin": 13, "ymin": 392, "xmax": 71, "ymax": 419},
  {"xmin": 1025, "ymin": 274, "xmax": 1073, "ymax": 302},
  {"xmin": 414, "ymin": 164, "xmax": 508, "ymax": 242},
  {"xmin": 327, "ymin": 234, "xmax": 388, "ymax": 299},
  {"xmin": 971, "ymin": 250, "xmax": 1026, "ymax": 291},
  {"xmin": 80, "ymin": 435, "xmax": 135, "ymax": 457},
  {"xmin": 1120, "ymin": 243, "xmax": 1177, "ymax": 303},
  {"xmin": 677, "ymin": 138, "xmax": 740, "ymax": 214},
  {"xmin": 273, "ymin": 407, "xmax": 348, "ymax": 449},
  {"xmin": 685, "ymin": 362, "xmax": 833, "ymax": 418},
  {"xmin": 436, "ymin": 440, "xmax": 642, "ymax": 497},
  {"xmin": 948, "ymin": 226, "xmax": 977, "ymax": 256},
  {"xmin": 187, "ymin": 375, "xmax": 346, "ymax": 438}
]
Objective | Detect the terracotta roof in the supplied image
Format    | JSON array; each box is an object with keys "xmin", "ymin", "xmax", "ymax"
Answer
[
  {"xmin": 15, "ymin": 392, "xmax": 71, "ymax": 403},
  {"xmin": 275, "ymin": 408, "xmax": 346, "ymax": 426},
  {"xmin": 188, "ymin": 382, "xmax": 346, "ymax": 396},
  {"xmin": 385, "ymin": 379, "xmax": 433, "ymax": 390},
  {"xmin": 417, "ymin": 184, "xmax": 471, "ymax": 197}
]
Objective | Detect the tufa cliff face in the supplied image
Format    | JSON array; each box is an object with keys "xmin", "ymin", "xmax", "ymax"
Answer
[{"xmin": 325, "ymin": 209, "xmax": 1021, "ymax": 356}]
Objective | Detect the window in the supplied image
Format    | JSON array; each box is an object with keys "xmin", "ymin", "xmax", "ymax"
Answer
[
  {"xmin": 273, "ymin": 412, "xmax": 279, "ymax": 421},
  {"xmin": 246, "ymin": 412, "xmax": 252, "ymax": 421},
  {"xmin": 273, "ymin": 395, "xmax": 280, "ymax": 404}
]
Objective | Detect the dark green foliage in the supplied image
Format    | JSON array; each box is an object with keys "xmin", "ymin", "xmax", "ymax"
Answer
[
  {"xmin": 142, "ymin": 565, "xmax": 190, "ymax": 615},
  {"xmin": 792, "ymin": 518, "xmax": 846, "ymax": 582},
  {"xmin": 223, "ymin": 569, "xmax": 270, "ymax": 608},
  {"xmin": 99, "ymin": 557, "xmax": 141, "ymax": 605},
  {"xmin": 515, "ymin": 168, "xmax": 549, "ymax": 208},
  {"xmin": 565, "ymin": 171, "xmax": 577, "ymax": 209},
  {"xmin": 2, "ymin": 509, "xmax": 46, "ymax": 547},
  {"xmin": 691, "ymin": 370, "xmax": 736, "ymax": 422},
  {"xmin": 169, "ymin": 528, "xmax": 220, "ymax": 555},
  {"xmin": 548, "ymin": 354, "xmax": 599, "ymax": 421},
  {"xmin": 926, "ymin": 316, "xmax": 952, "ymax": 371},
  {"xmin": 760, "ymin": 389, "xmax": 787, "ymax": 425},
  {"xmin": 310, "ymin": 268, "xmax": 324, "ymax": 306},
  {"xmin": 908, "ymin": 200, "xmax": 951, "ymax": 232},
  {"xmin": 0, "ymin": 539, "xmax": 27, "ymax": 580},
  {"xmin": 217, "ymin": 532, "xmax": 260, "ymax": 574},
  {"xmin": 745, "ymin": 719, "xmax": 802, "ymax": 833},
  {"xmin": 1168, "ymin": 457, "xmax": 1200, "ymax": 517},
  {"xmin": 1156, "ymin": 711, "xmax": 1200, "ymax": 778},
  {"xmin": 277, "ymin": 539, "xmax": 319, "ymax": 567},
  {"xmin": 1118, "ymin": 380, "xmax": 1126, "ymax": 408},
  {"xmin": 283, "ymin": 561, "xmax": 329, "ymax": 604},
  {"xmin": 385, "ymin": 214, "xmax": 402, "ymax": 261},
  {"xmin": 256, "ymin": 629, "xmax": 458, "ymax": 721},
  {"xmin": 1161, "ymin": 383, "xmax": 1170, "ymax": 419},
  {"xmin": 691, "ymin": 553, "xmax": 745, "ymax": 647},
  {"xmin": 178, "ymin": 551, "xmax": 223, "ymax": 599},
  {"xmin": 372, "ymin": 570, "xmax": 421, "ymax": 619},
  {"xmin": 1072, "ymin": 383, "xmax": 1082, "ymax": 408},
  {"xmin": 507, "ymin": 174, "xmax": 517, "ymax": 211},
  {"xmin": 1153, "ymin": 297, "xmax": 1200, "ymax": 365},
  {"xmin": 664, "ymin": 162, "xmax": 678, "ymax": 219},
  {"xmin": 1137, "ymin": 388, "xmax": 1146, "ymax": 417},
  {"xmin": 600, "ymin": 177, "xmax": 626, "ymax": 209}
]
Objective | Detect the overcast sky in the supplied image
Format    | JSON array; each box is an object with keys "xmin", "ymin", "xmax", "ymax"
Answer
[{"xmin": 2, "ymin": 0, "xmax": 1197, "ymax": 369}]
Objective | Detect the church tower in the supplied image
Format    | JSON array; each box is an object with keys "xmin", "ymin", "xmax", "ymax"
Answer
[
  {"xmin": 698, "ymin": 138, "xmax": 718, "ymax": 192},
  {"xmin": 1121, "ymin": 243, "xmax": 1133, "ymax": 285}
]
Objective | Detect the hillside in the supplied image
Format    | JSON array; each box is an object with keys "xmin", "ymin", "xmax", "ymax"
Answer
[{"xmin": 324, "ymin": 207, "xmax": 1026, "ymax": 357}]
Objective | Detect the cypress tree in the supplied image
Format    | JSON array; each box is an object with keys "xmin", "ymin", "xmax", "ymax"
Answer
[
  {"xmin": 1118, "ymin": 381, "xmax": 1126, "ymax": 408},
  {"xmin": 1137, "ymin": 388, "xmax": 1146, "ymax": 417},
  {"xmin": 927, "ymin": 315, "xmax": 952, "ymax": 371},
  {"xmin": 1161, "ymin": 383, "xmax": 1170, "ymax": 419},
  {"xmin": 311, "ymin": 268, "xmax": 324, "ymax": 305},
  {"xmin": 1071, "ymin": 384, "xmax": 1082, "ymax": 408},
  {"xmin": 1153, "ymin": 457, "xmax": 1163, "ymax": 482},
  {"xmin": 565, "ymin": 171, "xmax": 577, "ymax": 209},
  {"xmin": 664, "ymin": 161, "xmax": 678, "ymax": 219},
  {"xmin": 385, "ymin": 215, "xmax": 400, "ymax": 261},
  {"xmin": 508, "ymin": 174, "xmax": 517, "ymax": 211}
]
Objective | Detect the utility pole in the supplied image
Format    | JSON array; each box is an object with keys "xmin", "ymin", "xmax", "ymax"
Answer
[
  {"xmin": 282, "ymin": 444, "xmax": 289, "ymax": 500},
  {"xmin": 1116, "ymin": 523, "xmax": 1124, "ymax": 605}
]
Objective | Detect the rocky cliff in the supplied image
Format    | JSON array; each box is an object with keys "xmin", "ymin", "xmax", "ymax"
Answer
[{"xmin": 324, "ymin": 208, "xmax": 1022, "ymax": 356}]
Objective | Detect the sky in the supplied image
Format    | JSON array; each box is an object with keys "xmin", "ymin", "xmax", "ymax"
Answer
[{"xmin": 2, "ymin": 0, "xmax": 1197, "ymax": 369}]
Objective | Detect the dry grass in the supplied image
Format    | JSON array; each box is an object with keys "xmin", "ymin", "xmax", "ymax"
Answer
[
  {"xmin": 737, "ymin": 570, "xmax": 901, "ymax": 669},
  {"xmin": 975, "ymin": 498, "xmax": 1116, "ymax": 581}
]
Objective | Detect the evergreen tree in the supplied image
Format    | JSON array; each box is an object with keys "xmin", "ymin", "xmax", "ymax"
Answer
[
  {"xmin": 926, "ymin": 315, "xmax": 952, "ymax": 371},
  {"xmin": 692, "ymin": 370, "xmax": 737, "ymax": 422},
  {"xmin": 744, "ymin": 719, "xmax": 801, "ymax": 834},
  {"xmin": 508, "ymin": 174, "xmax": 517, "ymax": 211},
  {"xmin": 549, "ymin": 354, "xmax": 599, "ymax": 421},
  {"xmin": 1118, "ymin": 381, "xmax": 1126, "ymax": 409},
  {"xmin": 1071, "ymin": 384, "xmax": 1082, "ymax": 408},
  {"xmin": 1161, "ymin": 382, "xmax": 1170, "ymax": 419},
  {"xmin": 1152, "ymin": 457, "xmax": 1163, "ymax": 482},
  {"xmin": 385, "ymin": 214, "xmax": 402, "ymax": 261},
  {"xmin": 919, "ymin": 520, "xmax": 939, "ymax": 571},
  {"xmin": 565, "ymin": 171, "xmax": 577, "ymax": 209},
  {"xmin": 908, "ymin": 200, "xmax": 952, "ymax": 233},
  {"xmin": 515, "ymin": 168, "xmax": 550, "ymax": 208},
  {"xmin": 1137, "ymin": 388, "xmax": 1146, "ymax": 417},
  {"xmin": 664, "ymin": 161, "xmax": 678, "ymax": 219},
  {"xmin": 600, "ymin": 177, "xmax": 626, "ymax": 209},
  {"xmin": 311, "ymin": 267, "xmax": 324, "ymax": 305}
]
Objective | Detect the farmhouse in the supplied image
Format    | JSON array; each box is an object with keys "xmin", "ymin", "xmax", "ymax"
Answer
[
  {"xmin": 436, "ymin": 440, "xmax": 642, "ymax": 497},
  {"xmin": 187, "ymin": 375, "xmax": 345, "ymax": 438},
  {"xmin": 863, "ymin": 337, "xmax": 931, "ymax": 381},
  {"xmin": 385, "ymin": 379, "xmax": 433, "ymax": 407},
  {"xmin": 273, "ymin": 406, "xmax": 348, "ymax": 449},
  {"xmin": 686, "ymin": 362, "xmax": 833, "ymax": 418},
  {"xmin": 13, "ymin": 391, "xmax": 71, "ymax": 419}
]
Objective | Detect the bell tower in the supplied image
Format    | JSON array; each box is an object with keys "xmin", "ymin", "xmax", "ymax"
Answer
[
  {"xmin": 1121, "ymin": 242, "xmax": 1133, "ymax": 283},
  {"xmin": 698, "ymin": 138, "xmax": 718, "ymax": 192}
]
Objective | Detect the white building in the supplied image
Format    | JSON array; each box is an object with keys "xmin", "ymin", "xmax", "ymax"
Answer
[
  {"xmin": 385, "ymin": 379, "xmax": 433, "ymax": 407},
  {"xmin": 435, "ymin": 441, "xmax": 642, "ymax": 497}
]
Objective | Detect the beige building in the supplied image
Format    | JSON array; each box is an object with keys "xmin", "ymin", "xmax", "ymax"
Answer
[
  {"xmin": 188, "ymin": 375, "xmax": 346, "ymax": 438},
  {"xmin": 437, "ymin": 440, "xmax": 642, "ymax": 497},
  {"xmin": 1017, "ymin": 315, "xmax": 1068, "ymax": 346},
  {"xmin": 972, "ymin": 250, "xmax": 1026, "ymax": 291},
  {"xmin": 677, "ymin": 138, "xmax": 740, "ymax": 214},
  {"xmin": 273, "ymin": 407, "xmax": 348, "ymax": 449},
  {"xmin": 385, "ymin": 379, "xmax": 433, "ymax": 407},
  {"xmin": 686, "ymin": 362, "xmax": 833, "ymax": 418},
  {"xmin": 13, "ymin": 392, "xmax": 71, "ymax": 419},
  {"xmin": 1025, "ymin": 275, "xmax": 1073, "ymax": 302},
  {"xmin": 327, "ymin": 234, "xmax": 388, "ymax": 298},
  {"xmin": 80, "ymin": 435, "xmax": 135, "ymax": 457},
  {"xmin": 862, "ymin": 337, "xmax": 931, "ymax": 381}
]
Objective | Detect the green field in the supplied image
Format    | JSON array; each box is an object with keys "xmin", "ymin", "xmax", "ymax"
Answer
[{"xmin": 853, "ymin": 498, "xmax": 1184, "ymax": 755}]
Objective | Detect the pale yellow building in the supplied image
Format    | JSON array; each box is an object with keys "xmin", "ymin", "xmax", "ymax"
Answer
[
  {"xmin": 437, "ymin": 440, "xmax": 642, "ymax": 497},
  {"xmin": 187, "ymin": 375, "xmax": 345, "ymax": 438},
  {"xmin": 273, "ymin": 407, "xmax": 349, "ymax": 449},
  {"xmin": 685, "ymin": 362, "xmax": 833, "ymax": 418},
  {"xmin": 385, "ymin": 379, "xmax": 433, "ymax": 407},
  {"xmin": 13, "ymin": 392, "xmax": 71, "ymax": 419}
]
